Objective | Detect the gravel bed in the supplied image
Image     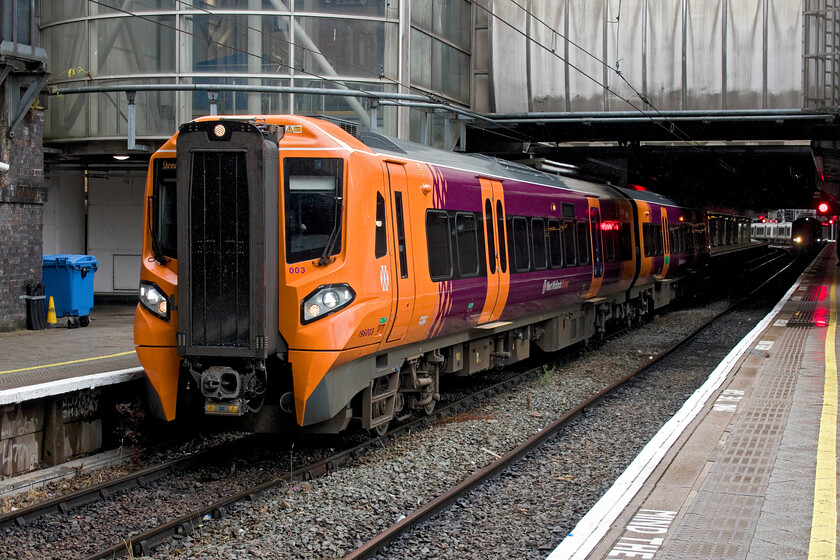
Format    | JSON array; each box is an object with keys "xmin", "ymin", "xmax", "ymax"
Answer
[
  {"xmin": 0, "ymin": 433, "xmax": 345, "ymax": 559},
  {"xmin": 134, "ymin": 297, "xmax": 767, "ymax": 560},
  {"xmin": 0, "ymin": 431, "xmax": 251, "ymax": 513}
]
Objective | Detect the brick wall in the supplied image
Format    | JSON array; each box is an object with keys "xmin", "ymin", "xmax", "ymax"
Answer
[{"xmin": 0, "ymin": 104, "xmax": 46, "ymax": 331}]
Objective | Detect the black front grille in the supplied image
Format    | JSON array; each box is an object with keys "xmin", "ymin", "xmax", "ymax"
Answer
[{"xmin": 189, "ymin": 151, "xmax": 251, "ymax": 347}]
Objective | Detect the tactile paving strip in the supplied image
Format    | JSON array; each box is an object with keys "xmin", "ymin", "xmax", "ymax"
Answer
[
  {"xmin": 660, "ymin": 311, "xmax": 809, "ymax": 559},
  {"xmin": 790, "ymin": 253, "xmax": 832, "ymax": 307}
]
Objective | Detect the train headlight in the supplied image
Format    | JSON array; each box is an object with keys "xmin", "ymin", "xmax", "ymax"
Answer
[
  {"xmin": 139, "ymin": 280, "xmax": 170, "ymax": 321},
  {"xmin": 794, "ymin": 236, "xmax": 802, "ymax": 244},
  {"xmin": 322, "ymin": 290, "xmax": 340, "ymax": 309},
  {"xmin": 301, "ymin": 284, "xmax": 355, "ymax": 324}
]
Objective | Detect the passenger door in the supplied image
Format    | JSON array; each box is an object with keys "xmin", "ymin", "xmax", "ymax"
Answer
[
  {"xmin": 478, "ymin": 178, "xmax": 509, "ymax": 324},
  {"xmin": 581, "ymin": 199, "xmax": 604, "ymax": 299},
  {"xmin": 385, "ymin": 162, "xmax": 416, "ymax": 342},
  {"xmin": 659, "ymin": 208, "xmax": 671, "ymax": 278}
]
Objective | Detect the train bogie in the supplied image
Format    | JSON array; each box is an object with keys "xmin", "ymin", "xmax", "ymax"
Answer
[{"xmin": 134, "ymin": 115, "xmax": 710, "ymax": 434}]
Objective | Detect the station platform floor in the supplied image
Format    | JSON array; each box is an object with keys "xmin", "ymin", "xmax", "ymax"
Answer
[
  {"xmin": 0, "ymin": 302, "xmax": 141, "ymax": 401},
  {"xmin": 552, "ymin": 243, "xmax": 840, "ymax": 560}
]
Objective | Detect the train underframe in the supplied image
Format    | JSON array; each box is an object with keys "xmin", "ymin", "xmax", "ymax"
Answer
[{"xmin": 172, "ymin": 280, "xmax": 677, "ymax": 435}]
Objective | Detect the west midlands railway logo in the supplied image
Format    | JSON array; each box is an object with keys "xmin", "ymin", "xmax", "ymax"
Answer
[
  {"xmin": 542, "ymin": 279, "xmax": 568, "ymax": 294},
  {"xmin": 380, "ymin": 265, "xmax": 390, "ymax": 292}
]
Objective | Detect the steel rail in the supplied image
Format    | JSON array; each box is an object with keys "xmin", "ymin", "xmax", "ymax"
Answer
[
  {"xmin": 0, "ymin": 434, "xmax": 262, "ymax": 530},
  {"xmin": 339, "ymin": 254, "xmax": 803, "ymax": 560}
]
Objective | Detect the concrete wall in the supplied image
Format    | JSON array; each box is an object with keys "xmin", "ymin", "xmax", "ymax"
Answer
[
  {"xmin": 0, "ymin": 390, "xmax": 102, "ymax": 476},
  {"xmin": 87, "ymin": 173, "xmax": 145, "ymax": 294},
  {"xmin": 43, "ymin": 171, "xmax": 86, "ymax": 256},
  {"xmin": 488, "ymin": 0, "xmax": 804, "ymax": 114}
]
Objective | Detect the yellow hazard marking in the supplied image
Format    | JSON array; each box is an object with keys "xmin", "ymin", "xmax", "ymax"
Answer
[
  {"xmin": 285, "ymin": 124, "xmax": 302, "ymax": 133},
  {"xmin": 809, "ymin": 266, "xmax": 838, "ymax": 559},
  {"xmin": 0, "ymin": 351, "xmax": 136, "ymax": 375}
]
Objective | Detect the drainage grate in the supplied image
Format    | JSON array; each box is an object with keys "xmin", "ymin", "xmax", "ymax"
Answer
[{"xmin": 787, "ymin": 310, "xmax": 816, "ymax": 327}]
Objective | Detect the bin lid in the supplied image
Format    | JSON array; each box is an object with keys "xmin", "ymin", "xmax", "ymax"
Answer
[{"xmin": 42, "ymin": 254, "xmax": 99, "ymax": 270}]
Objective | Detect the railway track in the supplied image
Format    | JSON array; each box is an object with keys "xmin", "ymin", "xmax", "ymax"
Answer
[
  {"xmin": 0, "ymin": 249, "xmax": 805, "ymax": 560},
  {"xmin": 342, "ymin": 249, "xmax": 804, "ymax": 560}
]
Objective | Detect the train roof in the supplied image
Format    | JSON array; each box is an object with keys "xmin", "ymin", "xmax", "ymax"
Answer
[
  {"xmin": 355, "ymin": 130, "xmax": 691, "ymax": 209},
  {"xmin": 356, "ymin": 131, "xmax": 616, "ymax": 198}
]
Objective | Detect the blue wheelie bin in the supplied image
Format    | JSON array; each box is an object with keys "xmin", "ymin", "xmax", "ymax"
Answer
[{"xmin": 42, "ymin": 254, "xmax": 98, "ymax": 328}]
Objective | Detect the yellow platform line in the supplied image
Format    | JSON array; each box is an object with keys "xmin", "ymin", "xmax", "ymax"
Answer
[
  {"xmin": 0, "ymin": 350, "xmax": 137, "ymax": 375},
  {"xmin": 809, "ymin": 266, "xmax": 838, "ymax": 559}
]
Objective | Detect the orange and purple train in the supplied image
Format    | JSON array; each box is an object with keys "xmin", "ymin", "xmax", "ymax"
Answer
[{"xmin": 134, "ymin": 115, "xmax": 709, "ymax": 434}]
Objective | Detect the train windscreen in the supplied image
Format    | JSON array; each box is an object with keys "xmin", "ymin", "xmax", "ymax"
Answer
[{"xmin": 284, "ymin": 158, "xmax": 343, "ymax": 264}]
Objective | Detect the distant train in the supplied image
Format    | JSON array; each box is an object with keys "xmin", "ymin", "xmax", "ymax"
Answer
[
  {"xmin": 707, "ymin": 212, "xmax": 751, "ymax": 248},
  {"xmin": 750, "ymin": 217, "xmax": 826, "ymax": 253},
  {"xmin": 134, "ymin": 115, "xmax": 710, "ymax": 434}
]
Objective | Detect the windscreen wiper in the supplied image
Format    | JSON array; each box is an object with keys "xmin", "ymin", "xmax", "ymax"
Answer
[{"xmin": 316, "ymin": 195, "xmax": 343, "ymax": 267}]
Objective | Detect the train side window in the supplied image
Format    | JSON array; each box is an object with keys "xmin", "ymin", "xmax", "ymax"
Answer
[
  {"xmin": 496, "ymin": 201, "xmax": 508, "ymax": 273},
  {"xmin": 619, "ymin": 222, "xmax": 632, "ymax": 261},
  {"xmin": 394, "ymin": 192, "xmax": 408, "ymax": 278},
  {"xmin": 656, "ymin": 224, "xmax": 664, "ymax": 255},
  {"xmin": 485, "ymin": 200, "xmax": 496, "ymax": 274},
  {"xmin": 643, "ymin": 222, "xmax": 658, "ymax": 257},
  {"xmin": 456, "ymin": 212, "xmax": 480, "ymax": 277},
  {"xmin": 509, "ymin": 216, "xmax": 530, "ymax": 272},
  {"xmin": 562, "ymin": 220, "xmax": 577, "ymax": 267},
  {"xmin": 602, "ymin": 222, "xmax": 617, "ymax": 262},
  {"xmin": 531, "ymin": 218, "xmax": 547, "ymax": 270},
  {"xmin": 375, "ymin": 192, "xmax": 387, "ymax": 258},
  {"xmin": 548, "ymin": 219, "xmax": 563, "ymax": 267},
  {"xmin": 576, "ymin": 221, "xmax": 590, "ymax": 265},
  {"xmin": 426, "ymin": 210, "xmax": 452, "ymax": 281},
  {"xmin": 562, "ymin": 203, "xmax": 575, "ymax": 219}
]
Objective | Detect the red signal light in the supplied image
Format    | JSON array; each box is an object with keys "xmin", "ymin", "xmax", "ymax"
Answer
[{"xmin": 818, "ymin": 202, "xmax": 829, "ymax": 213}]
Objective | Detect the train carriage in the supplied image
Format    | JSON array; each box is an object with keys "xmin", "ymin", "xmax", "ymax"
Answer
[{"xmin": 135, "ymin": 115, "xmax": 709, "ymax": 434}]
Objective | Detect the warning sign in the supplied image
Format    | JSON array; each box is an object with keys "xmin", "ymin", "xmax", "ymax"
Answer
[{"xmin": 285, "ymin": 125, "xmax": 303, "ymax": 133}]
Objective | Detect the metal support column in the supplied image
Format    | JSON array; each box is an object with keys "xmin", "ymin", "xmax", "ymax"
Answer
[{"xmin": 126, "ymin": 91, "xmax": 136, "ymax": 150}]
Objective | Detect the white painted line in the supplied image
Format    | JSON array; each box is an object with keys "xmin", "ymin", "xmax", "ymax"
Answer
[
  {"xmin": 547, "ymin": 277, "xmax": 803, "ymax": 560},
  {"xmin": 0, "ymin": 367, "xmax": 145, "ymax": 405}
]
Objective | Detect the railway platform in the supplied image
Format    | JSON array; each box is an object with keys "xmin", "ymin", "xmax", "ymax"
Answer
[
  {"xmin": 0, "ymin": 302, "xmax": 140, "ymax": 393},
  {"xmin": 552, "ymin": 243, "xmax": 839, "ymax": 560},
  {"xmin": 0, "ymin": 302, "xmax": 141, "ymax": 476}
]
